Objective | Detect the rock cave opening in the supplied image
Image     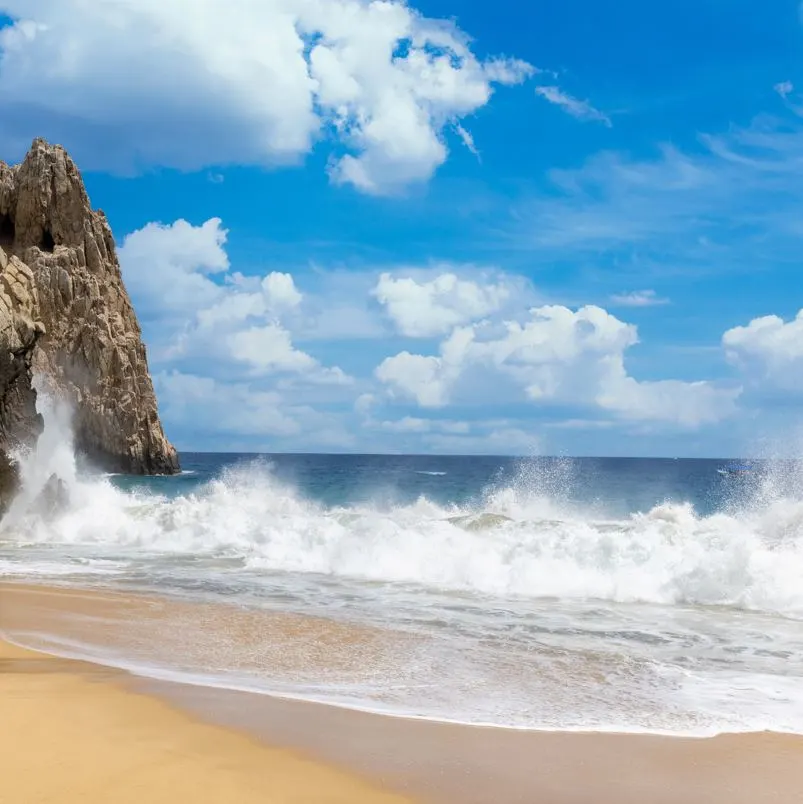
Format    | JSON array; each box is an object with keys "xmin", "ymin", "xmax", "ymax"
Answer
[
  {"xmin": 40, "ymin": 228, "xmax": 55, "ymax": 253},
  {"xmin": 0, "ymin": 213, "xmax": 15, "ymax": 251}
]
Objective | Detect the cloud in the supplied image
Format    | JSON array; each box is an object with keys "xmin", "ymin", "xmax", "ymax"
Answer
[
  {"xmin": 417, "ymin": 425, "xmax": 540, "ymax": 455},
  {"xmin": 228, "ymin": 325, "xmax": 319, "ymax": 375},
  {"xmin": 535, "ymin": 85, "xmax": 611, "ymax": 126},
  {"xmin": 774, "ymin": 81, "xmax": 794, "ymax": 100},
  {"xmin": 155, "ymin": 371, "xmax": 356, "ymax": 450},
  {"xmin": 609, "ymin": 290, "xmax": 670, "ymax": 307},
  {"xmin": 118, "ymin": 217, "xmax": 357, "ymax": 450},
  {"xmin": 0, "ymin": 0, "xmax": 531, "ymax": 193},
  {"xmin": 119, "ymin": 218, "xmax": 747, "ymax": 452},
  {"xmin": 376, "ymin": 349, "xmax": 456, "ymax": 407},
  {"xmin": 354, "ymin": 393, "xmax": 376, "ymax": 416},
  {"xmin": 155, "ymin": 371, "xmax": 301, "ymax": 439},
  {"xmin": 361, "ymin": 412, "xmax": 540, "ymax": 455},
  {"xmin": 378, "ymin": 416, "xmax": 470, "ymax": 435},
  {"xmin": 454, "ymin": 123, "xmax": 480, "ymax": 160},
  {"xmin": 372, "ymin": 269, "xmax": 514, "ymax": 337},
  {"xmin": 723, "ymin": 309, "xmax": 803, "ymax": 391},
  {"xmin": 376, "ymin": 304, "xmax": 740, "ymax": 427},
  {"xmin": 118, "ymin": 218, "xmax": 229, "ymax": 324}
]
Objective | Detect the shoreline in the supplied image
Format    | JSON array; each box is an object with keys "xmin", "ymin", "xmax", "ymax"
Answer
[
  {"xmin": 0, "ymin": 635, "xmax": 413, "ymax": 804},
  {"xmin": 3, "ymin": 582, "xmax": 803, "ymax": 803},
  {"xmin": 0, "ymin": 621, "xmax": 780, "ymax": 743}
]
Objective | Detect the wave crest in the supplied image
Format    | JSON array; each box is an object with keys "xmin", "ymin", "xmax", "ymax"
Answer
[{"xmin": 2, "ymin": 454, "xmax": 802, "ymax": 616}]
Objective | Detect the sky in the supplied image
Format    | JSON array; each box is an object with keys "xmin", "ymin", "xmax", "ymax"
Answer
[{"xmin": 1, "ymin": 0, "xmax": 803, "ymax": 458}]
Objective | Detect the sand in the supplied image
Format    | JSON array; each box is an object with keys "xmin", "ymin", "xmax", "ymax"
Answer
[
  {"xmin": 0, "ymin": 635, "xmax": 412, "ymax": 804},
  {"xmin": 164, "ymin": 682, "xmax": 803, "ymax": 804},
  {"xmin": 3, "ymin": 581, "xmax": 803, "ymax": 804}
]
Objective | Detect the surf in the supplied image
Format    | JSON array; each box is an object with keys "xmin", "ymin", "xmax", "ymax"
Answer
[{"xmin": 3, "ymin": 394, "xmax": 803, "ymax": 737}]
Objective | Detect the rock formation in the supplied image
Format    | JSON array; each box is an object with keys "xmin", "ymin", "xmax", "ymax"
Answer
[{"xmin": 0, "ymin": 138, "xmax": 179, "ymax": 498}]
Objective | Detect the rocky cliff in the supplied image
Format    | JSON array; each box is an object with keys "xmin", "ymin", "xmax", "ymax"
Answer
[{"xmin": 0, "ymin": 138, "xmax": 179, "ymax": 496}]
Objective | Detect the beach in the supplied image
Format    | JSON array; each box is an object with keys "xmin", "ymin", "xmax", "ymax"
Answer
[
  {"xmin": 2, "ymin": 3, "xmax": 802, "ymax": 801},
  {"xmin": 0, "ymin": 625, "xmax": 411, "ymax": 804},
  {"xmin": 3, "ymin": 582, "xmax": 803, "ymax": 804}
]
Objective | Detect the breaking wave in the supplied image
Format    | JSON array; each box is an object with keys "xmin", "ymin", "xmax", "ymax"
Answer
[{"xmin": 3, "ymin": 409, "xmax": 803, "ymax": 618}]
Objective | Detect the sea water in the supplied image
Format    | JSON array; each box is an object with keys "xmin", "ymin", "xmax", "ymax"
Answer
[{"xmin": 1, "ymin": 398, "xmax": 803, "ymax": 736}]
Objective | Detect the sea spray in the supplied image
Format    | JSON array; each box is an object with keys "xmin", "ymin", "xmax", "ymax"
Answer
[
  {"xmin": 1, "ymin": 453, "xmax": 801, "ymax": 615},
  {"xmin": 1, "ymin": 378, "xmax": 78, "ymax": 529}
]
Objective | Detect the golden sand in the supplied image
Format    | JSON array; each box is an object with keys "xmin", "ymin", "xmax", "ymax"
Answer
[
  {"xmin": 3, "ymin": 581, "xmax": 803, "ymax": 804},
  {"xmin": 0, "ymin": 635, "xmax": 412, "ymax": 804}
]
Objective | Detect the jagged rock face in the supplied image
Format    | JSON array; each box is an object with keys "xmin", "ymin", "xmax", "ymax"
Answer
[
  {"xmin": 0, "ymin": 138, "xmax": 179, "ymax": 478},
  {"xmin": 0, "ymin": 247, "xmax": 44, "ymax": 502}
]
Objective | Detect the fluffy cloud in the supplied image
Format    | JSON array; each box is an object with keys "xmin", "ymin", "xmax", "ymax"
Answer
[
  {"xmin": 119, "ymin": 219, "xmax": 747, "ymax": 451},
  {"xmin": 377, "ymin": 304, "xmax": 740, "ymax": 426},
  {"xmin": 118, "ymin": 217, "xmax": 358, "ymax": 450},
  {"xmin": 117, "ymin": 218, "xmax": 229, "ymax": 325},
  {"xmin": 0, "ymin": 0, "xmax": 531, "ymax": 192},
  {"xmin": 372, "ymin": 270, "xmax": 513, "ymax": 337},
  {"xmin": 119, "ymin": 217, "xmax": 348, "ymax": 384},
  {"xmin": 723, "ymin": 310, "xmax": 803, "ymax": 390}
]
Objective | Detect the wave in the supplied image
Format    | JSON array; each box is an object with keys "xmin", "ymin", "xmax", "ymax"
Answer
[
  {"xmin": 1, "ymin": 391, "xmax": 802, "ymax": 618},
  {"xmin": 1, "ymin": 453, "xmax": 802, "ymax": 616}
]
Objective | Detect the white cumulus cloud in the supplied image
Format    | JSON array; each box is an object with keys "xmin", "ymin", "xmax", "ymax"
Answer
[
  {"xmin": 0, "ymin": 0, "xmax": 532, "ymax": 193},
  {"xmin": 372, "ymin": 269, "xmax": 514, "ymax": 337},
  {"xmin": 117, "ymin": 218, "xmax": 229, "ymax": 324},
  {"xmin": 723, "ymin": 309, "xmax": 803, "ymax": 391},
  {"xmin": 120, "ymin": 218, "xmax": 748, "ymax": 450},
  {"xmin": 377, "ymin": 304, "xmax": 740, "ymax": 426},
  {"xmin": 119, "ymin": 217, "xmax": 351, "ymax": 392}
]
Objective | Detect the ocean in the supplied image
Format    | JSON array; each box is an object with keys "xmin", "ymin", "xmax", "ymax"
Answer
[{"xmin": 2, "ymin": 404, "xmax": 803, "ymax": 738}]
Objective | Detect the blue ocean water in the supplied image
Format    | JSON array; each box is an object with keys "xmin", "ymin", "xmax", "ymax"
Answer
[
  {"xmin": 2, "ymin": 441, "xmax": 803, "ymax": 736},
  {"xmin": 125, "ymin": 452, "xmax": 747, "ymax": 516}
]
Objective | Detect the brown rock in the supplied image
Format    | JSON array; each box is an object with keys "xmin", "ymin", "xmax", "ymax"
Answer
[{"xmin": 0, "ymin": 138, "xmax": 179, "ymax": 485}]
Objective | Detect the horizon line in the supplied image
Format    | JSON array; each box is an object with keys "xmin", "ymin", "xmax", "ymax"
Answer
[{"xmin": 172, "ymin": 451, "xmax": 786, "ymax": 462}]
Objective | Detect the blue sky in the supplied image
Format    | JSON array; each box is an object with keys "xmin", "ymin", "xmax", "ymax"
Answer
[{"xmin": 2, "ymin": 0, "xmax": 803, "ymax": 457}]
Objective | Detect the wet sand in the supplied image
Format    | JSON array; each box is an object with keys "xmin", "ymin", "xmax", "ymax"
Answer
[
  {"xmin": 158, "ymin": 681, "xmax": 803, "ymax": 804},
  {"xmin": 3, "ymin": 582, "xmax": 803, "ymax": 803}
]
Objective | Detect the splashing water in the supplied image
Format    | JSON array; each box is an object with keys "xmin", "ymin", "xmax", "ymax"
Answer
[
  {"xmin": 2, "ymin": 411, "xmax": 803, "ymax": 735},
  {"xmin": 2, "ymin": 380, "xmax": 79, "ymax": 530},
  {"xmin": 6, "ymin": 457, "xmax": 801, "ymax": 613}
]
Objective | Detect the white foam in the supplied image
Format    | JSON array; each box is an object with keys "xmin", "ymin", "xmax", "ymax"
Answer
[
  {"xmin": 0, "ymin": 559, "xmax": 123, "ymax": 577},
  {"xmin": 0, "ymin": 633, "xmax": 722, "ymax": 737},
  {"xmin": 2, "ymin": 455, "xmax": 803, "ymax": 615}
]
